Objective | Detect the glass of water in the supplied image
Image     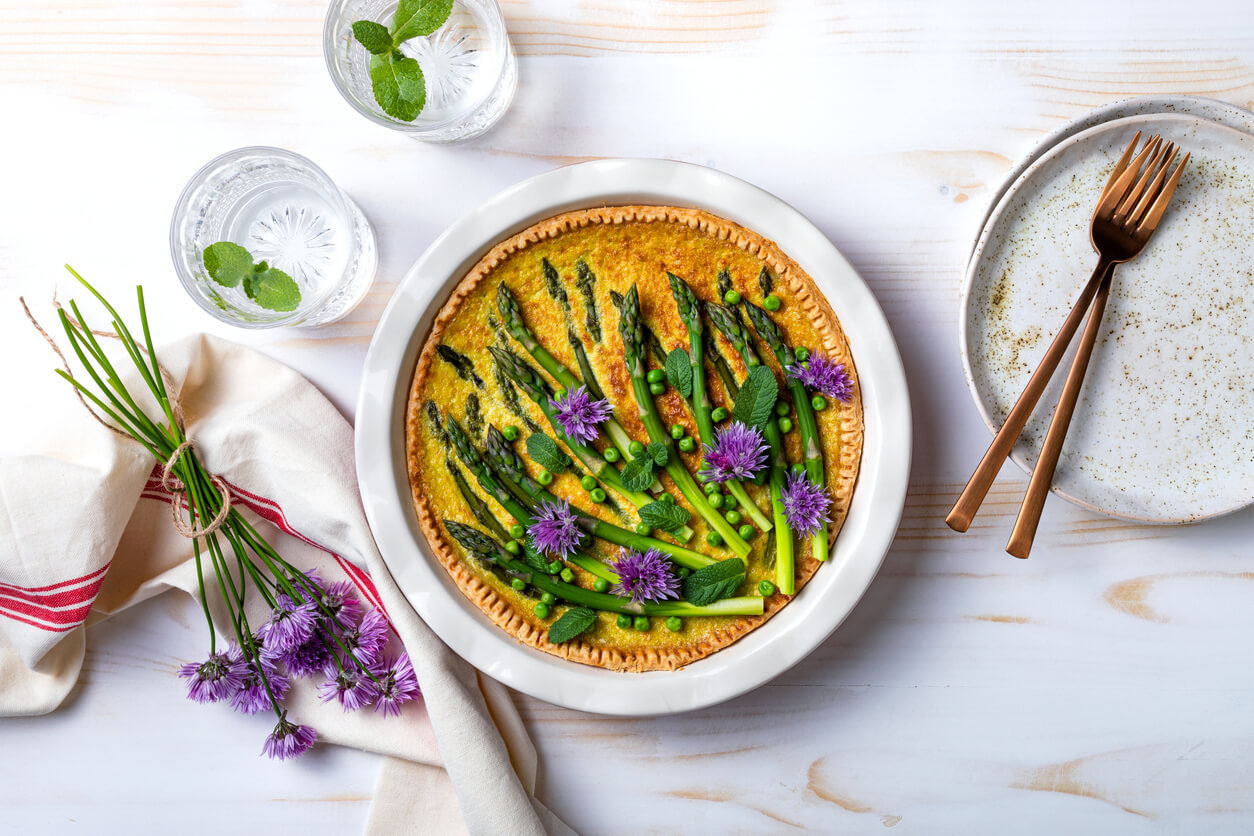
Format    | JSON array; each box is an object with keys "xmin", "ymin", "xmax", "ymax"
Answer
[
  {"xmin": 169, "ymin": 147, "xmax": 377, "ymax": 328},
  {"xmin": 323, "ymin": 0, "xmax": 516, "ymax": 143}
]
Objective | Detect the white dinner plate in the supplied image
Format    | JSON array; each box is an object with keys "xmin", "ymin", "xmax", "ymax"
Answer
[
  {"xmin": 968, "ymin": 95, "xmax": 1254, "ymax": 265},
  {"xmin": 355, "ymin": 159, "xmax": 911, "ymax": 715},
  {"xmin": 962, "ymin": 113, "xmax": 1254, "ymax": 523}
]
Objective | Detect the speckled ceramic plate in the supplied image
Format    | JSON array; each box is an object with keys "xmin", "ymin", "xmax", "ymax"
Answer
[
  {"xmin": 968, "ymin": 96, "xmax": 1254, "ymax": 264},
  {"xmin": 962, "ymin": 112, "xmax": 1254, "ymax": 523}
]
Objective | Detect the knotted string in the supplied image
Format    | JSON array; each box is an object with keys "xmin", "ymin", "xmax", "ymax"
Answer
[{"xmin": 21, "ymin": 295, "xmax": 231, "ymax": 540}]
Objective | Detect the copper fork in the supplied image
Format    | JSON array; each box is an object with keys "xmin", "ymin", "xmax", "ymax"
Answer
[{"xmin": 946, "ymin": 133, "xmax": 1189, "ymax": 550}]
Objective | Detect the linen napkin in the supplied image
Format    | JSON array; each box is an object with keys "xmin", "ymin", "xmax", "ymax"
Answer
[{"xmin": 0, "ymin": 319, "xmax": 571, "ymax": 836}]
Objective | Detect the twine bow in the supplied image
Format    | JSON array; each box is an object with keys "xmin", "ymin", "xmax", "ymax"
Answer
[{"xmin": 21, "ymin": 296, "xmax": 232, "ymax": 540}]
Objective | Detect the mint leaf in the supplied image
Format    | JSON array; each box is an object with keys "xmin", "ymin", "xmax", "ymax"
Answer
[
  {"xmin": 250, "ymin": 266, "xmax": 301, "ymax": 312},
  {"xmin": 646, "ymin": 442, "xmax": 669, "ymax": 467},
  {"xmin": 665, "ymin": 348, "xmax": 693, "ymax": 398},
  {"xmin": 351, "ymin": 20, "xmax": 393, "ymax": 54},
  {"xmin": 547, "ymin": 606, "xmax": 597, "ymax": 644},
  {"xmin": 619, "ymin": 455, "xmax": 656, "ymax": 493},
  {"xmin": 526, "ymin": 433, "xmax": 570, "ymax": 473},
  {"xmin": 732, "ymin": 365, "xmax": 778, "ymax": 430},
  {"xmin": 392, "ymin": 0, "xmax": 454, "ymax": 42},
  {"xmin": 369, "ymin": 53, "xmax": 426, "ymax": 122},
  {"xmin": 683, "ymin": 558, "xmax": 746, "ymax": 606},
  {"xmin": 638, "ymin": 501, "xmax": 691, "ymax": 537},
  {"xmin": 202, "ymin": 242, "xmax": 253, "ymax": 289},
  {"xmin": 520, "ymin": 542, "xmax": 552, "ymax": 574}
]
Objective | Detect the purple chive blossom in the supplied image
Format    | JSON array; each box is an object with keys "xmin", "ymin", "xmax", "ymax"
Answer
[
  {"xmin": 279, "ymin": 631, "xmax": 335, "ymax": 679},
  {"xmin": 342, "ymin": 609, "xmax": 390, "ymax": 667},
  {"xmin": 319, "ymin": 581, "xmax": 363, "ymax": 632},
  {"xmin": 319, "ymin": 668, "xmax": 379, "ymax": 712},
  {"xmin": 551, "ymin": 385, "xmax": 613, "ymax": 445},
  {"xmin": 786, "ymin": 353, "xmax": 853, "ymax": 402},
  {"xmin": 609, "ymin": 547, "xmax": 681, "ymax": 604},
  {"xmin": 178, "ymin": 650, "xmax": 247, "ymax": 704},
  {"xmin": 528, "ymin": 498, "xmax": 584, "ymax": 559},
  {"xmin": 781, "ymin": 471, "xmax": 832, "ymax": 537},
  {"xmin": 698, "ymin": 421, "xmax": 770, "ymax": 484},
  {"xmin": 373, "ymin": 653, "xmax": 421, "ymax": 718},
  {"xmin": 229, "ymin": 648, "xmax": 290, "ymax": 716},
  {"xmin": 261, "ymin": 713, "xmax": 317, "ymax": 761},
  {"xmin": 260, "ymin": 593, "xmax": 319, "ymax": 654}
]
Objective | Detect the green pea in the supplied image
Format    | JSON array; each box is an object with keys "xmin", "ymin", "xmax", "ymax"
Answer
[
  {"xmin": 509, "ymin": 523, "xmax": 526, "ymax": 539},
  {"xmin": 660, "ymin": 493, "xmax": 676, "ymax": 504},
  {"xmin": 723, "ymin": 289, "xmax": 742, "ymax": 305},
  {"xmin": 670, "ymin": 423, "xmax": 684, "ymax": 439},
  {"xmin": 604, "ymin": 446, "xmax": 620, "ymax": 462},
  {"xmin": 504, "ymin": 541, "xmax": 521, "ymax": 554},
  {"xmin": 540, "ymin": 592, "xmax": 556, "ymax": 605},
  {"xmin": 547, "ymin": 560, "xmax": 562, "ymax": 574},
  {"xmin": 709, "ymin": 492, "xmax": 724, "ymax": 509},
  {"xmin": 678, "ymin": 436, "xmax": 696, "ymax": 453},
  {"xmin": 791, "ymin": 462, "xmax": 806, "ymax": 476},
  {"xmin": 649, "ymin": 381, "xmax": 666, "ymax": 396},
  {"xmin": 559, "ymin": 568, "xmax": 575, "ymax": 583},
  {"xmin": 725, "ymin": 510, "xmax": 742, "ymax": 526},
  {"xmin": 590, "ymin": 488, "xmax": 607, "ymax": 503},
  {"xmin": 758, "ymin": 579, "xmax": 776, "ymax": 596},
  {"xmin": 812, "ymin": 395, "xmax": 828, "ymax": 411},
  {"xmin": 647, "ymin": 369, "xmax": 665, "ymax": 384},
  {"xmin": 763, "ymin": 294, "xmax": 781, "ymax": 311},
  {"xmin": 536, "ymin": 469, "xmax": 554, "ymax": 486},
  {"xmin": 510, "ymin": 578, "xmax": 526, "ymax": 591},
  {"xmin": 593, "ymin": 578, "xmax": 610, "ymax": 593},
  {"xmin": 676, "ymin": 567, "xmax": 691, "ymax": 580},
  {"xmin": 666, "ymin": 616, "xmax": 683, "ymax": 632},
  {"xmin": 534, "ymin": 602, "xmax": 551, "ymax": 619},
  {"xmin": 580, "ymin": 475, "xmax": 597, "ymax": 491},
  {"xmin": 632, "ymin": 616, "xmax": 650, "ymax": 632},
  {"xmin": 629, "ymin": 440, "xmax": 645, "ymax": 455},
  {"xmin": 502, "ymin": 425, "xmax": 520, "ymax": 441},
  {"xmin": 616, "ymin": 613, "xmax": 633, "ymax": 629},
  {"xmin": 706, "ymin": 531, "xmax": 724, "ymax": 547},
  {"xmin": 635, "ymin": 522, "xmax": 651, "ymax": 535},
  {"xmin": 711, "ymin": 406, "xmax": 729, "ymax": 422},
  {"xmin": 776, "ymin": 400, "xmax": 790, "ymax": 416},
  {"xmin": 794, "ymin": 346, "xmax": 810, "ymax": 362},
  {"xmin": 704, "ymin": 480, "xmax": 720, "ymax": 495},
  {"xmin": 778, "ymin": 416, "xmax": 794, "ymax": 433},
  {"xmin": 738, "ymin": 524, "xmax": 755, "ymax": 540}
]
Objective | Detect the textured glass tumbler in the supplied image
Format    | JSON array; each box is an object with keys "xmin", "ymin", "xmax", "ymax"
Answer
[
  {"xmin": 170, "ymin": 147, "xmax": 377, "ymax": 328},
  {"xmin": 323, "ymin": 0, "xmax": 517, "ymax": 143}
]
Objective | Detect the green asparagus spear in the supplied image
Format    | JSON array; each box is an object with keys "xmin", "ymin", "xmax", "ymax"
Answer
[
  {"xmin": 742, "ymin": 298, "xmax": 829, "ymax": 565},
  {"xmin": 444, "ymin": 520, "xmax": 764, "ymax": 618},
  {"xmin": 667, "ymin": 272, "xmax": 715, "ymax": 444},
  {"xmin": 619, "ymin": 284, "xmax": 752, "ymax": 559},
  {"xmin": 448, "ymin": 414, "xmax": 714, "ymax": 570},
  {"xmin": 707, "ymin": 301, "xmax": 795, "ymax": 593}
]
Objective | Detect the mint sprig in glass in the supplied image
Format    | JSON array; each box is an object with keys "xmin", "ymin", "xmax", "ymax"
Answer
[{"xmin": 323, "ymin": 0, "xmax": 517, "ymax": 143}]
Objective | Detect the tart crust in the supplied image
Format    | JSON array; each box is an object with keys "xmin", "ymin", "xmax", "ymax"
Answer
[{"xmin": 404, "ymin": 206, "xmax": 864, "ymax": 671}]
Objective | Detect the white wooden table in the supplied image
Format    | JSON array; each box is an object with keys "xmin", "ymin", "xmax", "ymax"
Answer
[{"xmin": 4, "ymin": 2, "xmax": 1254, "ymax": 833}]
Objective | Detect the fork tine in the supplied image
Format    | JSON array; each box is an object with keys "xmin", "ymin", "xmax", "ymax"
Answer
[
  {"xmin": 1126, "ymin": 147, "xmax": 1180, "ymax": 229},
  {"xmin": 1098, "ymin": 138, "xmax": 1161, "ymax": 216},
  {"xmin": 1115, "ymin": 140, "xmax": 1171, "ymax": 220},
  {"xmin": 1135, "ymin": 152, "xmax": 1190, "ymax": 235},
  {"xmin": 1099, "ymin": 130, "xmax": 1144, "ymax": 204}
]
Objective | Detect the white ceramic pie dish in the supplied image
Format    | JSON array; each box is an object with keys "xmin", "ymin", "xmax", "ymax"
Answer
[{"xmin": 355, "ymin": 159, "xmax": 911, "ymax": 715}]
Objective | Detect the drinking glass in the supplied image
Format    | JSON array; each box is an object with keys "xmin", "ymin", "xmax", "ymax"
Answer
[
  {"xmin": 169, "ymin": 147, "xmax": 377, "ymax": 328},
  {"xmin": 323, "ymin": 0, "xmax": 517, "ymax": 143}
]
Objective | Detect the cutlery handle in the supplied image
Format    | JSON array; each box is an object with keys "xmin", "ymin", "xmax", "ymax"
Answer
[
  {"xmin": 1005, "ymin": 269, "xmax": 1114, "ymax": 559},
  {"xmin": 946, "ymin": 257, "xmax": 1115, "ymax": 532}
]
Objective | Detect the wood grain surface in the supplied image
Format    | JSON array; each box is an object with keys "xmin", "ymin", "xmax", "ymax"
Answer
[{"xmin": 3, "ymin": 1, "xmax": 1254, "ymax": 833}]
